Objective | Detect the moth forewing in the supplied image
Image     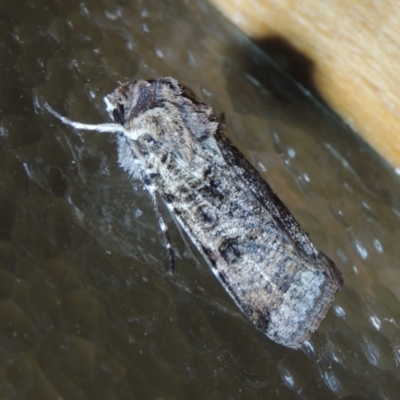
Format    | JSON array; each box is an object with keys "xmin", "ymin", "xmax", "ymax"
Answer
[{"xmin": 46, "ymin": 77, "xmax": 343, "ymax": 349}]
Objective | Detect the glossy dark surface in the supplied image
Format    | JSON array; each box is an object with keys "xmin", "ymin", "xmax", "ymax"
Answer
[{"xmin": 1, "ymin": 0, "xmax": 400, "ymax": 399}]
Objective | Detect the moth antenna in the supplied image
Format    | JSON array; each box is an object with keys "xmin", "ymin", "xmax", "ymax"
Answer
[{"xmin": 44, "ymin": 103, "xmax": 124, "ymax": 134}]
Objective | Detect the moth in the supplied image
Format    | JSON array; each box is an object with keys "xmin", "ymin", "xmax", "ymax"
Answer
[{"xmin": 45, "ymin": 77, "xmax": 343, "ymax": 348}]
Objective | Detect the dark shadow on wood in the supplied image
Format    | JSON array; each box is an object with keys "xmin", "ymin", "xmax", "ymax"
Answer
[
  {"xmin": 222, "ymin": 34, "xmax": 397, "ymax": 202},
  {"xmin": 254, "ymin": 36, "xmax": 320, "ymax": 99}
]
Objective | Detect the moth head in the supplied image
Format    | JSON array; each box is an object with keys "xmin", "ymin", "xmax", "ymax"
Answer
[
  {"xmin": 104, "ymin": 81, "xmax": 138, "ymax": 126},
  {"xmin": 104, "ymin": 77, "xmax": 202, "ymax": 122},
  {"xmin": 104, "ymin": 78, "xmax": 218, "ymax": 143}
]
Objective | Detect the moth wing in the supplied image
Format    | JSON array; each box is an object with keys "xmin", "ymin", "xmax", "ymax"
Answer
[{"xmin": 214, "ymin": 128, "xmax": 343, "ymax": 286}]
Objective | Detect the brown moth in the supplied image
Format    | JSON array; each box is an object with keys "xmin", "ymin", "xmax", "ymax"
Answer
[{"xmin": 45, "ymin": 77, "xmax": 343, "ymax": 348}]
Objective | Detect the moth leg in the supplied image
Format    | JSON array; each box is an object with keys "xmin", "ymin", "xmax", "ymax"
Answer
[
  {"xmin": 166, "ymin": 207, "xmax": 202, "ymax": 267},
  {"xmin": 143, "ymin": 176, "xmax": 175, "ymax": 274}
]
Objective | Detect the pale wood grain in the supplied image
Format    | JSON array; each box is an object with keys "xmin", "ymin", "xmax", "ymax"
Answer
[{"xmin": 209, "ymin": 0, "xmax": 400, "ymax": 168}]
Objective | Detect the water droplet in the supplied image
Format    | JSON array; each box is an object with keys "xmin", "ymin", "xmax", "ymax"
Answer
[
  {"xmin": 354, "ymin": 240, "xmax": 368, "ymax": 259},
  {"xmin": 370, "ymin": 315, "xmax": 381, "ymax": 330},
  {"xmin": 287, "ymin": 148, "xmax": 296, "ymax": 158},
  {"xmin": 334, "ymin": 306, "xmax": 346, "ymax": 318},
  {"xmin": 373, "ymin": 239, "xmax": 383, "ymax": 253},
  {"xmin": 258, "ymin": 162, "xmax": 267, "ymax": 172}
]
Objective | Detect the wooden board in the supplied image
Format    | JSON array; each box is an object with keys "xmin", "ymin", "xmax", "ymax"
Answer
[{"xmin": 209, "ymin": 0, "xmax": 400, "ymax": 168}]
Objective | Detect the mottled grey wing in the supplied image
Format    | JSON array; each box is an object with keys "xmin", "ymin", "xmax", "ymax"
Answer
[
  {"xmin": 214, "ymin": 127, "xmax": 343, "ymax": 286},
  {"xmin": 147, "ymin": 132, "xmax": 341, "ymax": 348}
]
